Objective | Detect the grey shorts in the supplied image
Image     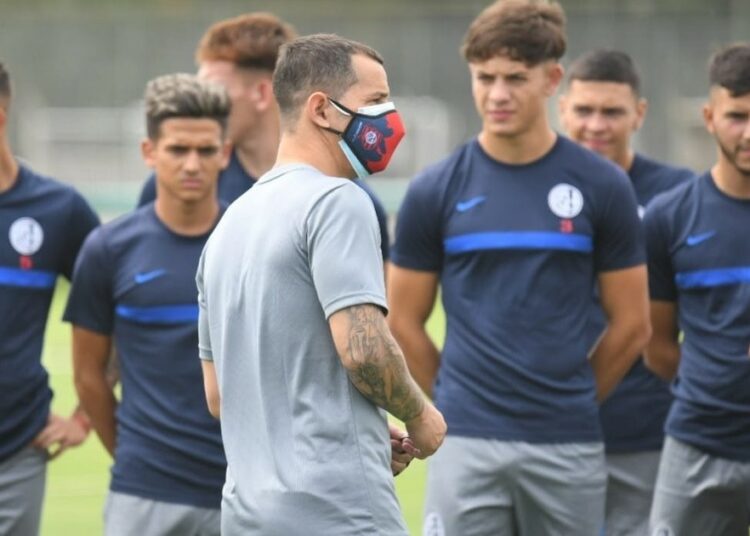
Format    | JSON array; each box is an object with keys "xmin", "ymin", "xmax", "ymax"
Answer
[
  {"xmin": 423, "ymin": 436, "xmax": 606, "ymax": 536},
  {"xmin": 0, "ymin": 446, "xmax": 47, "ymax": 536},
  {"xmin": 604, "ymin": 450, "xmax": 661, "ymax": 536},
  {"xmin": 649, "ymin": 436, "xmax": 750, "ymax": 536},
  {"xmin": 104, "ymin": 491, "xmax": 220, "ymax": 536}
]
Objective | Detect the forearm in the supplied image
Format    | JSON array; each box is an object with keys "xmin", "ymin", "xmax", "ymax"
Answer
[
  {"xmin": 338, "ymin": 306, "xmax": 425, "ymax": 423},
  {"xmin": 75, "ymin": 374, "xmax": 117, "ymax": 456},
  {"xmin": 390, "ymin": 324, "xmax": 440, "ymax": 399},
  {"xmin": 590, "ymin": 320, "xmax": 651, "ymax": 401}
]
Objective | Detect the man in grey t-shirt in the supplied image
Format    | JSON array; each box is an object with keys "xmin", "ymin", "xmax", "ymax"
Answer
[{"xmin": 197, "ymin": 34, "xmax": 447, "ymax": 535}]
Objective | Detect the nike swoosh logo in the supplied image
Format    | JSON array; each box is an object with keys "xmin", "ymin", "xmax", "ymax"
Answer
[
  {"xmin": 686, "ymin": 231, "xmax": 716, "ymax": 247},
  {"xmin": 134, "ymin": 269, "xmax": 167, "ymax": 284},
  {"xmin": 456, "ymin": 196, "xmax": 487, "ymax": 213}
]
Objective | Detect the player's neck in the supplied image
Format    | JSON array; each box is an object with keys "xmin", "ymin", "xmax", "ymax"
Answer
[
  {"xmin": 478, "ymin": 124, "xmax": 557, "ymax": 165},
  {"xmin": 154, "ymin": 195, "xmax": 220, "ymax": 236},
  {"xmin": 275, "ymin": 128, "xmax": 351, "ymax": 179},
  {"xmin": 233, "ymin": 115, "xmax": 280, "ymax": 179},
  {"xmin": 0, "ymin": 141, "xmax": 19, "ymax": 193},
  {"xmin": 711, "ymin": 159, "xmax": 750, "ymax": 200},
  {"xmin": 616, "ymin": 150, "xmax": 636, "ymax": 173}
]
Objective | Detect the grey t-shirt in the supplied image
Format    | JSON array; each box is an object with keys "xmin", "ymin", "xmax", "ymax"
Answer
[{"xmin": 197, "ymin": 164, "xmax": 406, "ymax": 535}]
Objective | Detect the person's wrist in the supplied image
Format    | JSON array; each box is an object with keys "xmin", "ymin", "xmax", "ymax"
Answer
[{"xmin": 71, "ymin": 412, "xmax": 91, "ymax": 435}]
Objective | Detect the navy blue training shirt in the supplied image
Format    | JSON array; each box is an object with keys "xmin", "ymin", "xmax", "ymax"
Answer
[
  {"xmin": 0, "ymin": 165, "xmax": 99, "ymax": 462},
  {"xmin": 64, "ymin": 205, "xmax": 225, "ymax": 508},
  {"xmin": 137, "ymin": 149, "xmax": 391, "ymax": 260},
  {"xmin": 391, "ymin": 136, "xmax": 645, "ymax": 443},
  {"xmin": 645, "ymin": 172, "xmax": 750, "ymax": 462},
  {"xmin": 591, "ymin": 154, "xmax": 693, "ymax": 453}
]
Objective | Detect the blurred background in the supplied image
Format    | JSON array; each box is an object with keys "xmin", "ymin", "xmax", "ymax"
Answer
[{"xmin": 1, "ymin": 0, "xmax": 749, "ymax": 219}]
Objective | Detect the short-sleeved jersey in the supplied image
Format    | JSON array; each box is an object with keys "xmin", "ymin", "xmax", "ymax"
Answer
[
  {"xmin": 0, "ymin": 165, "xmax": 99, "ymax": 462},
  {"xmin": 391, "ymin": 136, "xmax": 644, "ymax": 444},
  {"xmin": 197, "ymin": 164, "xmax": 406, "ymax": 535},
  {"xmin": 644, "ymin": 172, "xmax": 750, "ymax": 462},
  {"xmin": 589, "ymin": 154, "xmax": 693, "ymax": 453},
  {"xmin": 137, "ymin": 149, "xmax": 391, "ymax": 260},
  {"xmin": 63, "ymin": 205, "xmax": 225, "ymax": 508}
]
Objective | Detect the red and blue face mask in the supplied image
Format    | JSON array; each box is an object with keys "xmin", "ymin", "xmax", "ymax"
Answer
[{"xmin": 326, "ymin": 98, "xmax": 406, "ymax": 178}]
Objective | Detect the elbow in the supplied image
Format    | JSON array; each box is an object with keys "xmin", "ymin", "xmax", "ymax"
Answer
[
  {"xmin": 631, "ymin": 318, "xmax": 653, "ymax": 356},
  {"xmin": 206, "ymin": 393, "xmax": 221, "ymax": 419},
  {"xmin": 73, "ymin": 369, "xmax": 103, "ymax": 408}
]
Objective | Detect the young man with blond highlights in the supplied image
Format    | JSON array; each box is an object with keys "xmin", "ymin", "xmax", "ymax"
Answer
[
  {"xmin": 0, "ymin": 61, "xmax": 99, "ymax": 536},
  {"xmin": 197, "ymin": 34, "xmax": 446, "ymax": 534},
  {"xmin": 389, "ymin": 2, "xmax": 650, "ymax": 534},
  {"xmin": 645, "ymin": 43, "xmax": 750, "ymax": 536},
  {"xmin": 559, "ymin": 49, "xmax": 693, "ymax": 536},
  {"xmin": 65, "ymin": 74, "xmax": 231, "ymax": 536}
]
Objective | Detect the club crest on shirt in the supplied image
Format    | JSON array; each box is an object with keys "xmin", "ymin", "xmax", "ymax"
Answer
[
  {"xmin": 547, "ymin": 183, "xmax": 584, "ymax": 219},
  {"xmin": 9, "ymin": 217, "xmax": 44, "ymax": 256}
]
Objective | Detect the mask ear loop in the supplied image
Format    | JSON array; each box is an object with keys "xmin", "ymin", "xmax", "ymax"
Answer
[{"xmin": 323, "ymin": 97, "xmax": 354, "ymax": 137}]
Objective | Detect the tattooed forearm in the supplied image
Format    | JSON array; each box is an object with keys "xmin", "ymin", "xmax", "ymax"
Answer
[{"xmin": 340, "ymin": 304, "xmax": 425, "ymax": 422}]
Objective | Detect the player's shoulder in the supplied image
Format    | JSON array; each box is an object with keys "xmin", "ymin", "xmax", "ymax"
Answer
[
  {"xmin": 17, "ymin": 164, "xmax": 87, "ymax": 204},
  {"xmin": 644, "ymin": 173, "xmax": 703, "ymax": 233},
  {"xmin": 90, "ymin": 205, "xmax": 153, "ymax": 248},
  {"xmin": 557, "ymin": 136, "xmax": 628, "ymax": 180},
  {"xmin": 648, "ymin": 172, "xmax": 701, "ymax": 211},
  {"xmin": 413, "ymin": 139, "xmax": 476, "ymax": 188},
  {"xmin": 633, "ymin": 153, "xmax": 695, "ymax": 187}
]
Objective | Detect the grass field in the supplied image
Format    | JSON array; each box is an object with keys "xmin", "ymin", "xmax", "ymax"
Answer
[{"xmin": 39, "ymin": 282, "xmax": 445, "ymax": 535}]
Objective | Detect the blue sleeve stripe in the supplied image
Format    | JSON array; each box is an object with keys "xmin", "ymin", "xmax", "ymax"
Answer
[
  {"xmin": 675, "ymin": 266, "xmax": 750, "ymax": 289},
  {"xmin": 0, "ymin": 266, "xmax": 57, "ymax": 289},
  {"xmin": 444, "ymin": 231, "xmax": 593, "ymax": 255},
  {"xmin": 115, "ymin": 304, "xmax": 199, "ymax": 324}
]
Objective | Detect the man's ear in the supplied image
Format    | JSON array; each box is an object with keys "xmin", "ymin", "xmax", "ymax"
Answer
[
  {"xmin": 0, "ymin": 104, "xmax": 8, "ymax": 132},
  {"xmin": 220, "ymin": 139, "xmax": 232, "ymax": 169},
  {"xmin": 545, "ymin": 62, "xmax": 564, "ymax": 96},
  {"xmin": 634, "ymin": 98, "xmax": 648, "ymax": 131},
  {"xmin": 703, "ymin": 101, "xmax": 715, "ymax": 135},
  {"xmin": 306, "ymin": 91, "xmax": 334, "ymax": 129},
  {"xmin": 141, "ymin": 137, "xmax": 156, "ymax": 168},
  {"xmin": 253, "ymin": 77, "xmax": 275, "ymax": 113}
]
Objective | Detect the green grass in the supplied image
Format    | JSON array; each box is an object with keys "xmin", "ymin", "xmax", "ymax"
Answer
[{"xmin": 40, "ymin": 283, "xmax": 445, "ymax": 535}]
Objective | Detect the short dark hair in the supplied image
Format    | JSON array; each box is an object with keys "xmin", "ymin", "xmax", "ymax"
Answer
[
  {"xmin": 196, "ymin": 13, "xmax": 297, "ymax": 72},
  {"xmin": 0, "ymin": 62, "xmax": 10, "ymax": 99},
  {"xmin": 462, "ymin": 0, "xmax": 566, "ymax": 66},
  {"xmin": 273, "ymin": 34, "xmax": 384, "ymax": 125},
  {"xmin": 709, "ymin": 43, "xmax": 750, "ymax": 97},
  {"xmin": 144, "ymin": 73, "xmax": 231, "ymax": 139},
  {"xmin": 566, "ymin": 50, "xmax": 641, "ymax": 95}
]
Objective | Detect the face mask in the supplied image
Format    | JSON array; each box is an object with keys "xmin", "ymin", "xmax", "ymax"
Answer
[{"xmin": 325, "ymin": 98, "xmax": 406, "ymax": 178}]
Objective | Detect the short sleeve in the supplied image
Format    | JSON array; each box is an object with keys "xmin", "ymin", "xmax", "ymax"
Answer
[
  {"xmin": 60, "ymin": 192, "xmax": 100, "ymax": 281},
  {"xmin": 196, "ymin": 247, "xmax": 213, "ymax": 361},
  {"xmin": 63, "ymin": 227, "xmax": 115, "ymax": 334},
  {"xmin": 306, "ymin": 183, "xmax": 387, "ymax": 319},
  {"xmin": 643, "ymin": 198, "xmax": 677, "ymax": 301},
  {"xmin": 593, "ymin": 170, "xmax": 646, "ymax": 272},
  {"xmin": 354, "ymin": 179, "xmax": 390, "ymax": 261},
  {"xmin": 390, "ymin": 172, "xmax": 443, "ymax": 272},
  {"xmin": 137, "ymin": 173, "xmax": 157, "ymax": 207}
]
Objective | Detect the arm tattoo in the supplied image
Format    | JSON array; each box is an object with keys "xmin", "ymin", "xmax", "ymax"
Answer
[{"xmin": 343, "ymin": 305, "xmax": 424, "ymax": 422}]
